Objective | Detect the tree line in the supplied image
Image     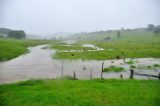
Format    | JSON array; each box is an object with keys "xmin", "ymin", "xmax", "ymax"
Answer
[
  {"xmin": 0, "ymin": 28, "xmax": 26, "ymax": 39},
  {"xmin": 148, "ymin": 24, "xmax": 160, "ymax": 34}
]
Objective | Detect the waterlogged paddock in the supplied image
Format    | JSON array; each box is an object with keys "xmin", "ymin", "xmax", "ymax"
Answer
[{"xmin": 0, "ymin": 45, "xmax": 160, "ymax": 83}]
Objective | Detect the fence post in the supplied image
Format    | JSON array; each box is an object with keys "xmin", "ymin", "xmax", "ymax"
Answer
[
  {"xmin": 73, "ymin": 71, "xmax": 76, "ymax": 79},
  {"xmin": 90, "ymin": 68, "xmax": 93, "ymax": 80},
  {"xmin": 123, "ymin": 58, "xmax": 125, "ymax": 63},
  {"xmin": 129, "ymin": 69, "xmax": 134, "ymax": 79},
  {"xmin": 159, "ymin": 73, "xmax": 160, "ymax": 80},
  {"xmin": 101, "ymin": 62, "xmax": 104, "ymax": 79},
  {"xmin": 120, "ymin": 74, "xmax": 123, "ymax": 79},
  {"xmin": 61, "ymin": 61, "xmax": 64, "ymax": 78}
]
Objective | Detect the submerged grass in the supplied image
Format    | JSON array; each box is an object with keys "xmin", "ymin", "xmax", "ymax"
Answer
[
  {"xmin": 0, "ymin": 79, "xmax": 159, "ymax": 106},
  {"xmin": 138, "ymin": 64, "xmax": 160, "ymax": 70},
  {"xmin": 52, "ymin": 45, "xmax": 95, "ymax": 51},
  {"xmin": 103, "ymin": 66, "xmax": 124, "ymax": 72}
]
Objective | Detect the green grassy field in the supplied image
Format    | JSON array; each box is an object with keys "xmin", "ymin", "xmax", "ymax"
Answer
[
  {"xmin": 54, "ymin": 49, "xmax": 160, "ymax": 60},
  {"xmin": 69, "ymin": 29, "xmax": 160, "ymax": 42},
  {"xmin": 0, "ymin": 38, "xmax": 52, "ymax": 61},
  {"xmin": 54, "ymin": 30, "xmax": 160, "ymax": 60},
  {"xmin": 0, "ymin": 79, "xmax": 159, "ymax": 106}
]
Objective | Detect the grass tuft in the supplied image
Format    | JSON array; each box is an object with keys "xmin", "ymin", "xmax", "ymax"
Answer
[{"xmin": 103, "ymin": 66, "xmax": 124, "ymax": 72}]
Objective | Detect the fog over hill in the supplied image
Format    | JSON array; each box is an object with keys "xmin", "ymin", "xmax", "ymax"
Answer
[{"xmin": 0, "ymin": 0, "xmax": 160, "ymax": 36}]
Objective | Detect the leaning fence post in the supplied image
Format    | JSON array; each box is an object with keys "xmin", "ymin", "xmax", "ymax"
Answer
[
  {"xmin": 101, "ymin": 62, "xmax": 104, "ymax": 79},
  {"xmin": 130, "ymin": 69, "xmax": 134, "ymax": 79}
]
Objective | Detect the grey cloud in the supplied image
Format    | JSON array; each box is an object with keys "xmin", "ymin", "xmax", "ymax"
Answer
[{"xmin": 0, "ymin": 0, "xmax": 160, "ymax": 34}]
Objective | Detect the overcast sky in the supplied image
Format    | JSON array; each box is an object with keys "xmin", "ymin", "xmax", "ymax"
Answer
[{"xmin": 0, "ymin": 0, "xmax": 160, "ymax": 34}]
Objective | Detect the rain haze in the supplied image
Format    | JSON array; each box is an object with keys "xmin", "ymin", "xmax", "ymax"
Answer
[
  {"xmin": 0, "ymin": 0, "xmax": 160, "ymax": 35},
  {"xmin": 1, "ymin": 1, "xmax": 160, "ymax": 105}
]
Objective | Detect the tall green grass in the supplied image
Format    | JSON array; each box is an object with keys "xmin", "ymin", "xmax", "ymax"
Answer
[
  {"xmin": 0, "ymin": 79, "xmax": 159, "ymax": 106},
  {"xmin": 0, "ymin": 38, "xmax": 52, "ymax": 61}
]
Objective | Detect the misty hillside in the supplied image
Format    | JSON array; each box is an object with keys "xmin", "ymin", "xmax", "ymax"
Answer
[
  {"xmin": 0, "ymin": 28, "xmax": 11, "ymax": 36},
  {"xmin": 67, "ymin": 27, "xmax": 160, "ymax": 42}
]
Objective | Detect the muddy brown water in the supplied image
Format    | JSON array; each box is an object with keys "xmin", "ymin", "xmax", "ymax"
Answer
[{"xmin": 0, "ymin": 45, "xmax": 160, "ymax": 83}]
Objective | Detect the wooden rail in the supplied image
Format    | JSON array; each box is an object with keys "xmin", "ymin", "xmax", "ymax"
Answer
[{"xmin": 130, "ymin": 69, "xmax": 160, "ymax": 80}]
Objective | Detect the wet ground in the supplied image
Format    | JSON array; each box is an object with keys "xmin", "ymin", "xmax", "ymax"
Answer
[{"xmin": 0, "ymin": 45, "xmax": 160, "ymax": 83}]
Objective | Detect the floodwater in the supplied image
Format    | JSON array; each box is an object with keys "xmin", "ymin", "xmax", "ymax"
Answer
[
  {"xmin": 57, "ymin": 44, "xmax": 104, "ymax": 52},
  {"xmin": 0, "ymin": 45, "xmax": 160, "ymax": 83}
]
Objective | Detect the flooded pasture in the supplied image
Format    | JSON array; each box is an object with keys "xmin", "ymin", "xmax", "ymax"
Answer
[{"xmin": 0, "ymin": 45, "xmax": 160, "ymax": 83}]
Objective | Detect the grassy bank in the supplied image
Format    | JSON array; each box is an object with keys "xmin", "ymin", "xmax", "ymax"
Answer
[
  {"xmin": 0, "ymin": 38, "xmax": 52, "ymax": 61},
  {"xmin": 54, "ymin": 30, "xmax": 160, "ymax": 60},
  {"xmin": 53, "ymin": 48, "xmax": 160, "ymax": 60},
  {"xmin": 0, "ymin": 79, "xmax": 159, "ymax": 106}
]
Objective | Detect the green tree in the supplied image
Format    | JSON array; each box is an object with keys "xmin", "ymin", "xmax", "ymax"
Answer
[
  {"xmin": 8, "ymin": 30, "xmax": 26, "ymax": 39},
  {"xmin": 154, "ymin": 26, "xmax": 160, "ymax": 34},
  {"xmin": 147, "ymin": 24, "xmax": 155, "ymax": 31}
]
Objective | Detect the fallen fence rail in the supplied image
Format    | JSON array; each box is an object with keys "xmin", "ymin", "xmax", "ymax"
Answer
[{"xmin": 134, "ymin": 72, "xmax": 160, "ymax": 79}]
